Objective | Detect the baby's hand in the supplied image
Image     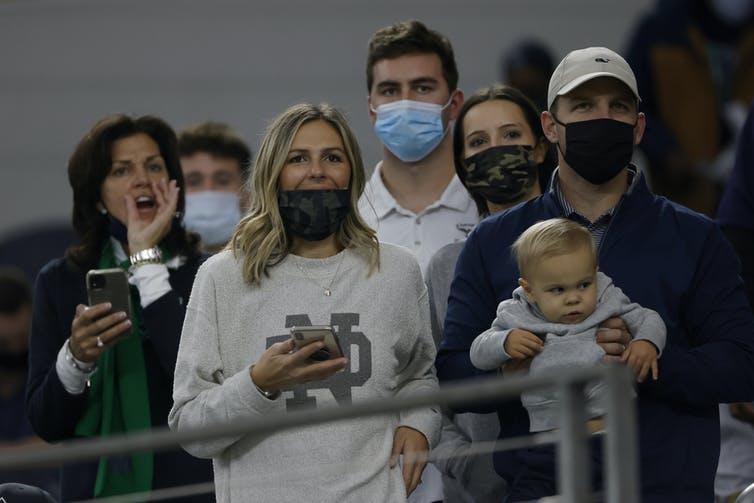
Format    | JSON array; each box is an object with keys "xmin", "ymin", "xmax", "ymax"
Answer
[
  {"xmin": 504, "ymin": 329, "xmax": 544, "ymax": 360},
  {"xmin": 620, "ymin": 340, "xmax": 659, "ymax": 383}
]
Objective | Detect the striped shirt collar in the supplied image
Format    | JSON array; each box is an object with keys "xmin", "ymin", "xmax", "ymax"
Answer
[
  {"xmin": 549, "ymin": 165, "xmax": 639, "ymax": 247},
  {"xmin": 549, "ymin": 165, "xmax": 638, "ymax": 221}
]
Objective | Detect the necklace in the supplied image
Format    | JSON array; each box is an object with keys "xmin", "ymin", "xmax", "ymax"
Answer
[{"xmin": 295, "ymin": 250, "xmax": 346, "ymax": 297}]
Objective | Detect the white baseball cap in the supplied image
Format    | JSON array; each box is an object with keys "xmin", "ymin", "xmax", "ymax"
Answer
[{"xmin": 547, "ymin": 47, "xmax": 640, "ymax": 110}]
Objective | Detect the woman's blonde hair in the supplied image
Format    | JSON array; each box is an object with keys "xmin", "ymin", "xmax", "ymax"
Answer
[
  {"xmin": 230, "ymin": 103, "xmax": 379, "ymax": 284},
  {"xmin": 512, "ymin": 218, "xmax": 596, "ymax": 278}
]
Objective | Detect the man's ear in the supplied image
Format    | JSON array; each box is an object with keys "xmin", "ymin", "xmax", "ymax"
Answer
[
  {"xmin": 541, "ymin": 111, "xmax": 560, "ymax": 144},
  {"xmin": 633, "ymin": 112, "xmax": 646, "ymax": 146},
  {"xmin": 367, "ymin": 95, "xmax": 377, "ymax": 124},
  {"xmin": 447, "ymin": 88, "xmax": 465, "ymax": 121}
]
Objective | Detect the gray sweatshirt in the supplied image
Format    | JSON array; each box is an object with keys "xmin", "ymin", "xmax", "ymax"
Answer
[
  {"xmin": 426, "ymin": 241, "xmax": 507, "ymax": 502},
  {"xmin": 168, "ymin": 244, "xmax": 441, "ymax": 502},
  {"xmin": 471, "ymin": 272, "xmax": 666, "ymax": 432}
]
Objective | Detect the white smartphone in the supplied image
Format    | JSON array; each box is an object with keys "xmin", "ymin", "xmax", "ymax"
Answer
[{"xmin": 290, "ymin": 325, "xmax": 344, "ymax": 362}]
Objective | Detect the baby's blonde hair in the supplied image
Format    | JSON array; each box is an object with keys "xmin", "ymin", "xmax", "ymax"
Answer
[{"xmin": 512, "ymin": 218, "xmax": 597, "ymax": 278}]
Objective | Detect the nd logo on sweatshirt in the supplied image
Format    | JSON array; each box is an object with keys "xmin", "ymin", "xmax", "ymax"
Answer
[{"xmin": 266, "ymin": 313, "xmax": 372, "ymax": 411}]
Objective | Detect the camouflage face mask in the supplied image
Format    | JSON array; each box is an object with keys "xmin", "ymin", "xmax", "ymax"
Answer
[
  {"xmin": 463, "ymin": 145, "xmax": 538, "ymax": 204},
  {"xmin": 278, "ymin": 189, "xmax": 351, "ymax": 241}
]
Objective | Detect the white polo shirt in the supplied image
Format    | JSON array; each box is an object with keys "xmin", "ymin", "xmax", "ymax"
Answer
[{"xmin": 358, "ymin": 162, "xmax": 479, "ymax": 275}]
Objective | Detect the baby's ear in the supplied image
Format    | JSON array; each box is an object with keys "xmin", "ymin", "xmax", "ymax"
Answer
[{"xmin": 518, "ymin": 278, "xmax": 532, "ymax": 294}]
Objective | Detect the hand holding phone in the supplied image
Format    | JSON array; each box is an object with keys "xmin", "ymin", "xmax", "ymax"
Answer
[
  {"xmin": 67, "ymin": 269, "xmax": 133, "ymax": 363},
  {"xmin": 250, "ymin": 332, "xmax": 348, "ymax": 395}
]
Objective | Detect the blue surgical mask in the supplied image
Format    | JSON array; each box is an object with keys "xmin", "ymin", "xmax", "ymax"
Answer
[
  {"xmin": 184, "ymin": 191, "xmax": 242, "ymax": 247},
  {"xmin": 371, "ymin": 97, "xmax": 452, "ymax": 162}
]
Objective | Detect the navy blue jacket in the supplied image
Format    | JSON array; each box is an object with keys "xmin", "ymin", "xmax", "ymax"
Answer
[
  {"xmin": 437, "ymin": 172, "xmax": 754, "ymax": 502},
  {"xmin": 26, "ymin": 255, "xmax": 213, "ymax": 502}
]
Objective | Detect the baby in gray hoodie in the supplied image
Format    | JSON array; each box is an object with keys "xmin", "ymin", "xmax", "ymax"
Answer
[{"xmin": 470, "ymin": 218, "xmax": 666, "ymax": 432}]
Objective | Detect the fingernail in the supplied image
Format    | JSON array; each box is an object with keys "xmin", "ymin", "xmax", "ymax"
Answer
[
  {"xmin": 124, "ymin": 320, "xmax": 132, "ymax": 327},
  {"xmin": 105, "ymin": 302, "xmax": 112, "ymax": 309}
]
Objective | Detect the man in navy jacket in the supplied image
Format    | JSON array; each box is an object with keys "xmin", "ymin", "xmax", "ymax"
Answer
[{"xmin": 436, "ymin": 46, "xmax": 754, "ymax": 502}]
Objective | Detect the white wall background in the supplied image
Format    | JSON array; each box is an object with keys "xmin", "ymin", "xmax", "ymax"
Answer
[{"xmin": 0, "ymin": 0, "xmax": 653, "ymax": 237}]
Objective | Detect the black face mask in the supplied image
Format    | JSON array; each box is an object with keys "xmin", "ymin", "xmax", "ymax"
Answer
[
  {"xmin": 278, "ymin": 189, "xmax": 351, "ymax": 242},
  {"xmin": 553, "ymin": 117, "xmax": 635, "ymax": 185},
  {"xmin": 463, "ymin": 145, "xmax": 538, "ymax": 204},
  {"xmin": 0, "ymin": 350, "xmax": 29, "ymax": 372}
]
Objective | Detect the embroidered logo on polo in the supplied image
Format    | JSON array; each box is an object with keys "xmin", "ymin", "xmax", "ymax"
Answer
[
  {"xmin": 456, "ymin": 222, "xmax": 475, "ymax": 236},
  {"xmin": 266, "ymin": 313, "xmax": 372, "ymax": 411}
]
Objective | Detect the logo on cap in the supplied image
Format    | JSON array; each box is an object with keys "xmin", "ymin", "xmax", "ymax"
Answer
[{"xmin": 595, "ymin": 57, "xmax": 610, "ymax": 63}]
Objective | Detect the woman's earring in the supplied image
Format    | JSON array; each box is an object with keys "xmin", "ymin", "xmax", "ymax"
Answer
[{"xmin": 98, "ymin": 205, "xmax": 108, "ymax": 215}]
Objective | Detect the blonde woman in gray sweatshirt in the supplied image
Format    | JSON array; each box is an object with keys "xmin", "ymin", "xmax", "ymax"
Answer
[{"xmin": 168, "ymin": 104, "xmax": 441, "ymax": 502}]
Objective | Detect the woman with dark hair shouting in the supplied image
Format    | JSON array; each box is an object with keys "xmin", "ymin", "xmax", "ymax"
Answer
[{"xmin": 26, "ymin": 114, "xmax": 212, "ymax": 501}]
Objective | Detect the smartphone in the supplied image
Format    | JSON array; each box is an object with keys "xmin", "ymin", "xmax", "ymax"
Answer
[
  {"xmin": 290, "ymin": 325, "xmax": 344, "ymax": 362},
  {"xmin": 86, "ymin": 269, "xmax": 132, "ymax": 334}
]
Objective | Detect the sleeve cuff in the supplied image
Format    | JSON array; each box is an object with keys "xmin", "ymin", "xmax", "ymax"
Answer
[
  {"xmin": 55, "ymin": 339, "xmax": 95, "ymax": 395},
  {"xmin": 399, "ymin": 406, "xmax": 442, "ymax": 450},
  {"xmin": 228, "ymin": 365, "xmax": 283, "ymax": 417},
  {"xmin": 129, "ymin": 264, "xmax": 172, "ymax": 308},
  {"xmin": 500, "ymin": 330, "xmax": 514, "ymax": 360},
  {"xmin": 470, "ymin": 329, "xmax": 512, "ymax": 370}
]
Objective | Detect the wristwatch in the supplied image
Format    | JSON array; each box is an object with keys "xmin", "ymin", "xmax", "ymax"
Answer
[{"xmin": 129, "ymin": 247, "xmax": 162, "ymax": 268}]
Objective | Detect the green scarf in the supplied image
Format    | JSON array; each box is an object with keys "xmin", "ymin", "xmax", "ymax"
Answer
[{"xmin": 74, "ymin": 240, "xmax": 154, "ymax": 497}]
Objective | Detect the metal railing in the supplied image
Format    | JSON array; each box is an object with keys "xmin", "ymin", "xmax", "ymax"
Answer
[{"xmin": 2, "ymin": 364, "xmax": 639, "ymax": 503}]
